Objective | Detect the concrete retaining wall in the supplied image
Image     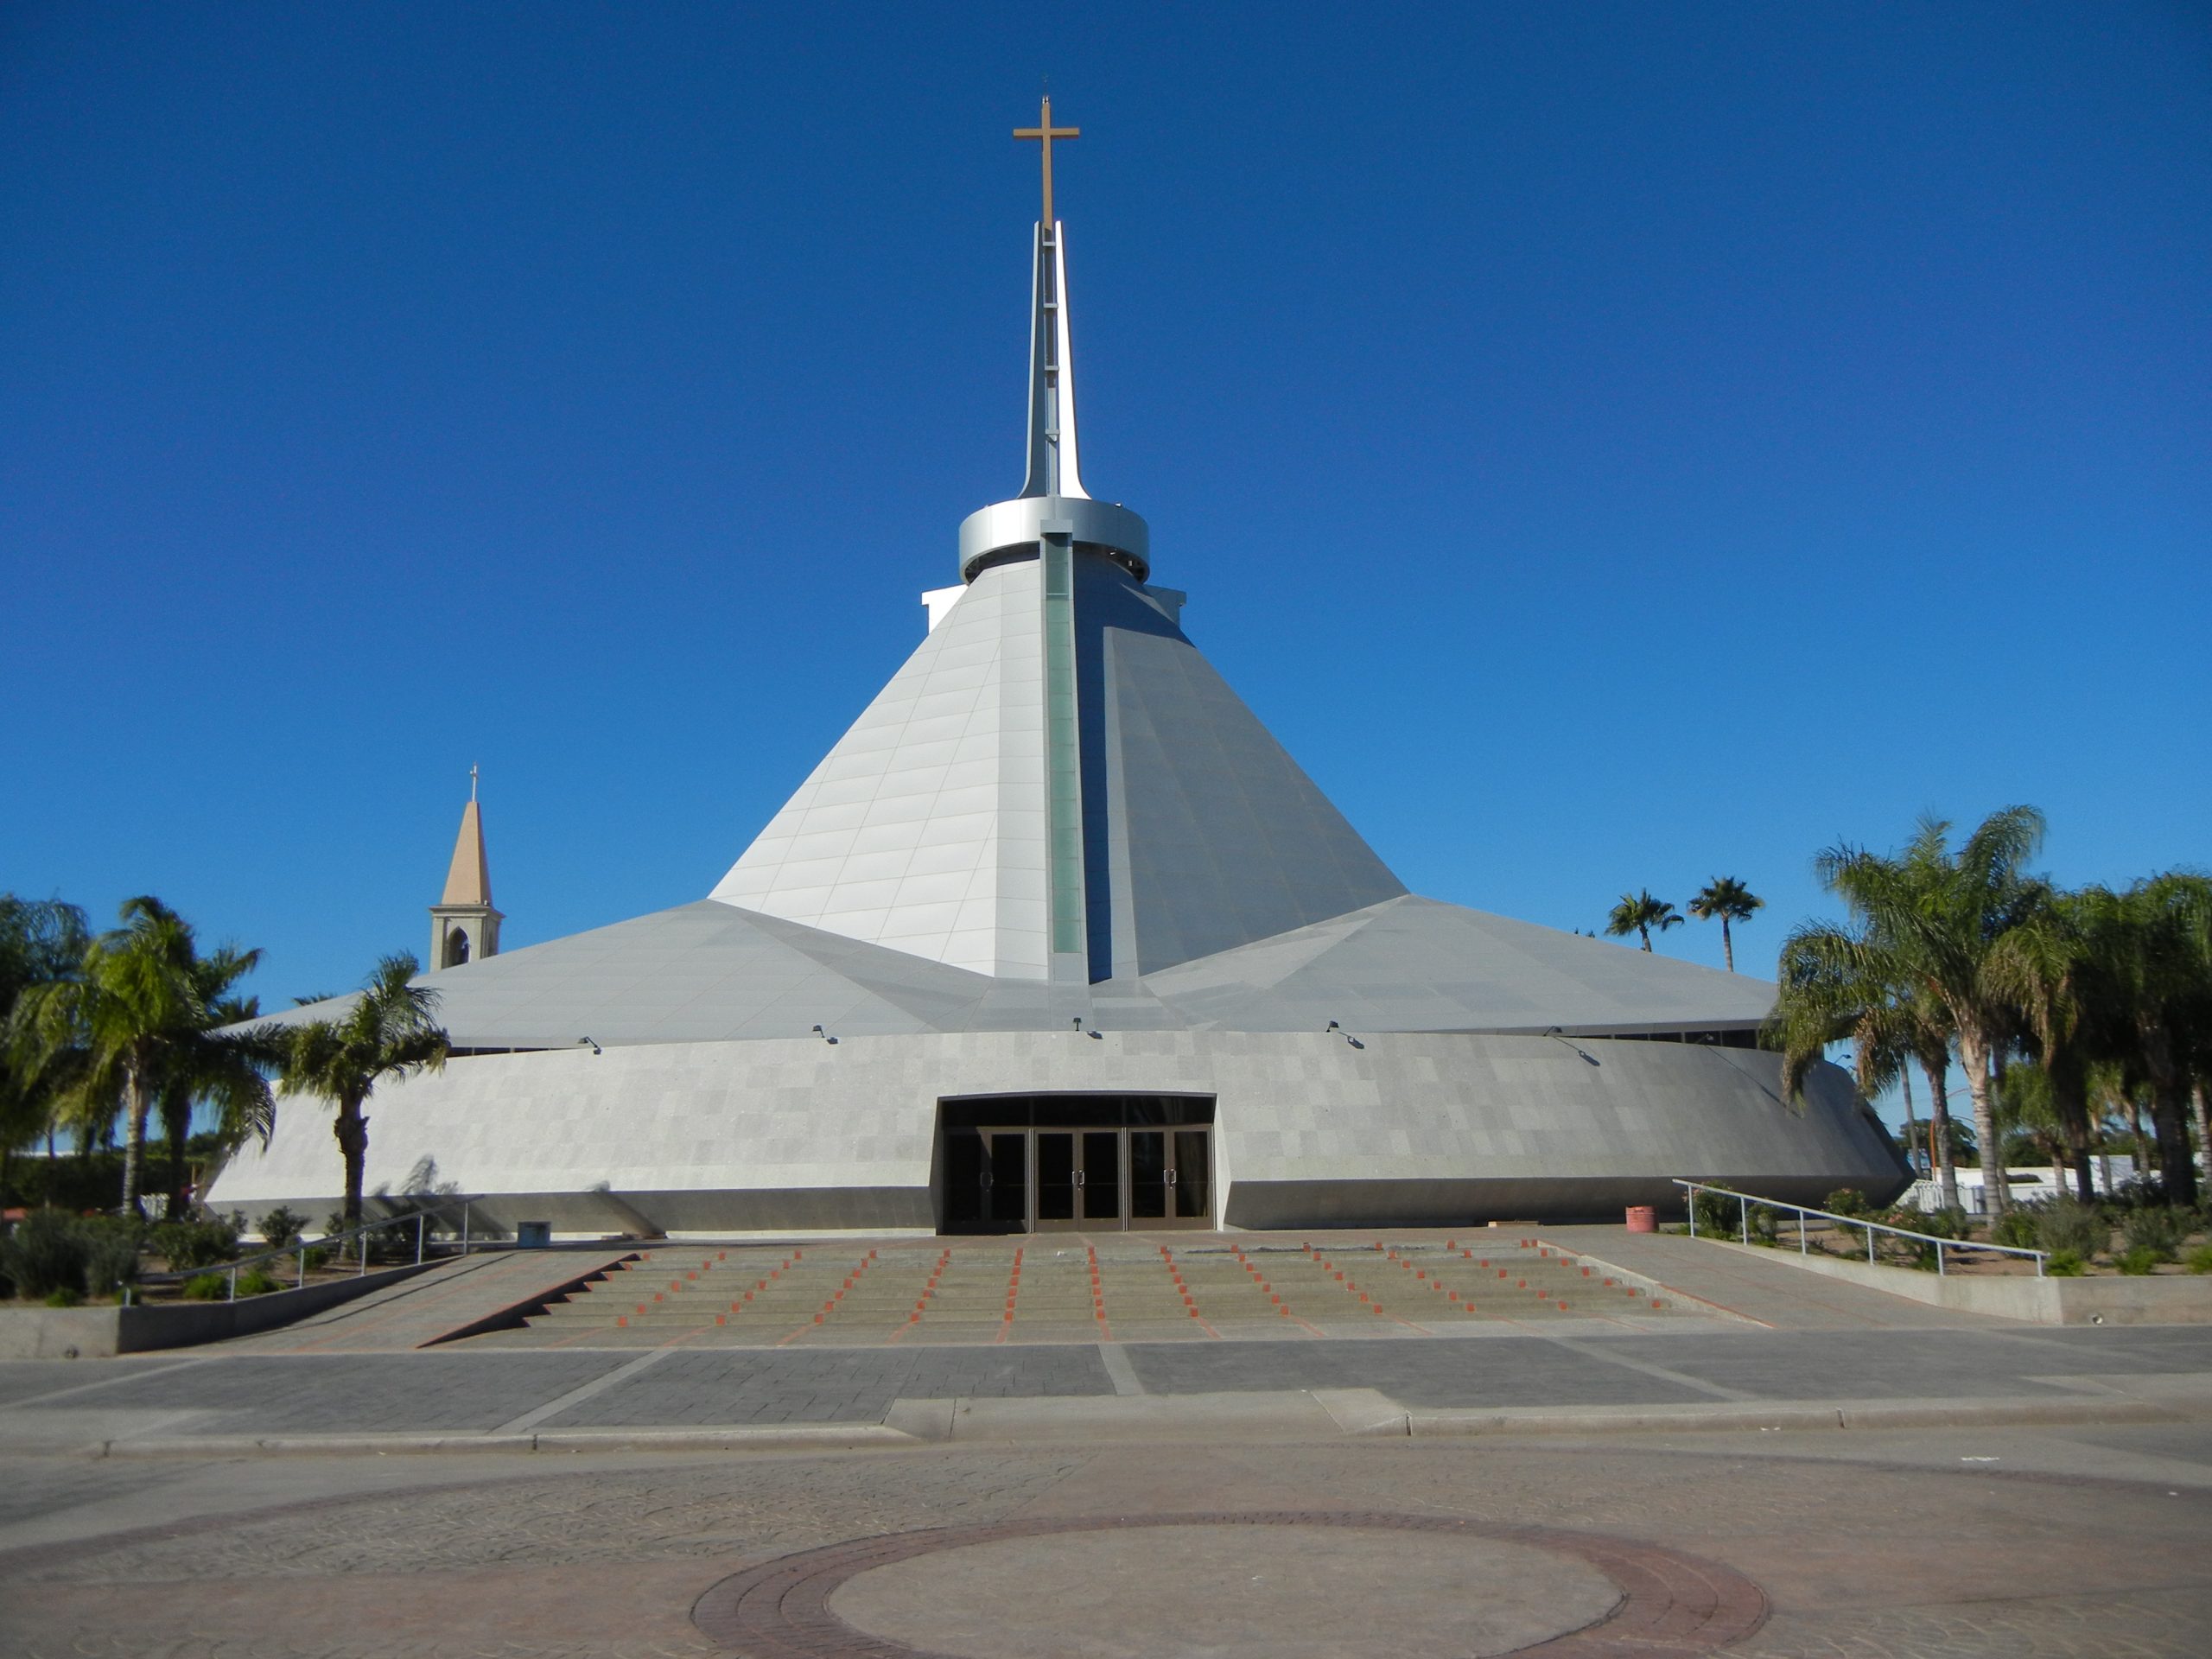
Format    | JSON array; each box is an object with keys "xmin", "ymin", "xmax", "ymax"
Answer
[
  {"xmin": 0, "ymin": 1261, "xmax": 438, "ymax": 1358},
  {"xmin": 1702, "ymin": 1237, "xmax": 2212, "ymax": 1325}
]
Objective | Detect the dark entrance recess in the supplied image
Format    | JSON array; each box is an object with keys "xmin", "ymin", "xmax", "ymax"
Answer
[{"xmin": 938, "ymin": 1094, "xmax": 1215, "ymax": 1235}]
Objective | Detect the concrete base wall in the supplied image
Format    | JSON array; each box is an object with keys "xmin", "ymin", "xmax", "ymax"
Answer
[
  {"xmin": 209, "ymin": 1029, "xmax": 1907, "ymax": 1237},
  {"xmin": 0, "ymin": 1262, "xmax": 437, "ymax": 1359},
  {"xmin": 1702, "ymin": 1237, "xmax": 2212, "ymax": 1325}
]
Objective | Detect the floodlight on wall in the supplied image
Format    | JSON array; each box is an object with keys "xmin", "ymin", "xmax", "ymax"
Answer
[
  {"xmin": 811, "ymin": 1023, "xmax": 838, "ymax": 1046},
  {"xmin": 576, "ymin": 1037, "xmax": 601, "ymax": 1057},
  {"xmin": 1543, "ymin": 1026, "xmax": 1601, "ymax": 1067},
  {"xmin": 1326, "ymin": 1019, "xmax": 1363, "ymax": 1050}
]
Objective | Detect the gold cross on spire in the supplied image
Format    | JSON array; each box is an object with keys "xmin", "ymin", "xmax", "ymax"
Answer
[{"xmin": 1014, "ymin": 94, "xmax": 1079, "ymax": 228}]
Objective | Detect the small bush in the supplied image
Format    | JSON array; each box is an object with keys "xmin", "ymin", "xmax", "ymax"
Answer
[
  {"xmin": 1748, "ymin": 1206, "xmax": 1779, "ymax": 1245},
  {"xmin": 234, "ymin": 1266, "xmax": 282, "ymax": 1297},
  {"xmin": 41, "ymin": 1286, "xmax": 81, "ymax": 1308},
  {"xmin": 302, "ymin": 1246, "xmax": 332, "ymax": 1272},
  {"xmin": 150, "ymin": 1214, "xmax": 240, "ymax": 1271},
  {"xmin": 2116, "ymin": 1246, "xmax": 2161, "ymax": 1276},
  {"xmin": 2045, "ymin": 1249, "xmax": 2087, "ymax": 1277},
  {"xmin": 1990, "ymin": 1210, "xmax": 2040, "ymax": 1249},
  {"xmin": 2120, "ymin": 1207, "xmax": 2189, "ymax": 1263},
  {"xmin": 77, "ymin": 1219, "xmax": 143, "ymax": 1297},
  {"xmin": 4, "ymin": 1209, "xmax": 88, "ymax": 1299},
  {"xmin": 257, "ymin": 1205, "xmax": 307, "ymax": 1251},
  {"xmin": 1904, "ymin": 1206, "xmax": 1970, "ymax": 1241},
  {"xmin": 182, "ymin": 1272, "xmax": 229, "ymax": 1300},
  {"xmin": 1825, "ymin": 1188, "xmax": 1870, "ymax": 1218},
  {"xmin": 2031, "ymin": 1198, "xmax": 2108, "ymax": 1262},
  {"xmin": 1692, "ymin": 1190, "xmax": 1742, "ymax": 1238}
]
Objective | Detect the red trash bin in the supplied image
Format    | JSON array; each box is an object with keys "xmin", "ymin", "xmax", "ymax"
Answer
[{"xmin": 1624, "ymin": 1205, "xmax": 1657, "ymax": 1233}]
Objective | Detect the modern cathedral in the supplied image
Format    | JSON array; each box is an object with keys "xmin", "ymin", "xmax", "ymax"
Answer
[{"xmin": 213, "ymin": 105, "xmax": 1904, "ymax": 1238}]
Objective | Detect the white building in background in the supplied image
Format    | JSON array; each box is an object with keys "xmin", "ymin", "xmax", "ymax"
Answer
[
  {"xmin": 1898, "ymin": 1157, "xmax": 2139, "ymax": 1215},
  {"xmin": 209, "ymin": 105, "xmax": 1909, "ymax": 1239}
]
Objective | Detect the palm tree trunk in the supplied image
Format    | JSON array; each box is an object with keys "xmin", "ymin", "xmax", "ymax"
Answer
[
  {"xmin": 2127, "ymin": 1096, "xmax": 2152, "ymax": 1180},
  {"xmin": 1925, "ymin": 1060, "xmax": 1959, "ymax": 1211},
  {"xmin": 1719, "ymin": 918, "xmax": 1734, "ymax": 973},
  {"xmin": 1899, "ymin": 1063, "xmax": 1921, "ymax": 1178},
  {"xmin": 119, "ymin": 1065, "xmax": 151, "ymax": 1217},
  {"xmin": 1957, "ymin": 1027, "xmax": 2008, "ymax": 1218},
  {"xmin": 2151, "ymin": 1081, "xmax": 2198, "ymax": 1208},
  {"xmin": 334, "ymin": 1094, "xmax": 369, "ymax": 1231},
  {"xmin": 1637, "ymin": 925, "xmax": 1651, "ymax": 951}
]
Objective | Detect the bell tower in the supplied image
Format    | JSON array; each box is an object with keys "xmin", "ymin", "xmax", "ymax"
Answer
[{"xmin": 429, "ymin": 766, "xmax": 503, "ymax": 969}]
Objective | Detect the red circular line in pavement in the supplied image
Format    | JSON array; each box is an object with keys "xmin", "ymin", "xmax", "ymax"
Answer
[{"xmin": 690, "ymin": 1509, "xmax": 1768, "ymax": 1657}]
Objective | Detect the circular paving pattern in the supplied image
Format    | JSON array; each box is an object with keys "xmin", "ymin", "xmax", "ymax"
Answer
[{"xmin": 690, "ymin": 1510, "xmax": 1768, "ymax": 1658}]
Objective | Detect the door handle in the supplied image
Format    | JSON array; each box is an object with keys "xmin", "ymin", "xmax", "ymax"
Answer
[{"xmin": 1073, "ymin": 1171, "xmax": 1085, "ymax": 1187}]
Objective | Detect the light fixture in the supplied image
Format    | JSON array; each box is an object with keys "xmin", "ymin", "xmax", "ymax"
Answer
[
  {"xmin": 811, "ymin": 1023, "xmax": 837, "ymax": 1046},
  {"xmin": 576, "ymin": 1037, "xmax": 601, "ymax": 1057},
  {"xmin": 1543, "ymin": 1026, "xmax": 1600, "ymax": 1067}
]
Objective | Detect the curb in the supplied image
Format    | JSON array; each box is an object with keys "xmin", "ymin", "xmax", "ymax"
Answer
[
  {"xmin": 86, "ymin": 1424, "xmax": 924, "ymax": 1459},
  {"xmin": 69, "ymin": 1390, "xmax": 2190, "ymax": 1458}
]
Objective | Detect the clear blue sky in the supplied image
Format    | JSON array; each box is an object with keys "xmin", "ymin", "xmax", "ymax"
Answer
[{"xmin": 5, "ymin": 4, "xmax": 2207, "ymax": 1128}]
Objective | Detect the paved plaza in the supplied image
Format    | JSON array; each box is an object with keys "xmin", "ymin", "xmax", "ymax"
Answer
[{"xmin": 5, "ymin": 1229, "xmax": 2212, "ymax": 1656}]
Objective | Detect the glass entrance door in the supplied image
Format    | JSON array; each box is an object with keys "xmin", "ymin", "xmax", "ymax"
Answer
[
  {"xmin": 938, "ymin": 1097, "xmax": 1216, "ymax": 1235},
  {"xmin": 1035, "ymin": 1131, "xmax": 1080, "ymax": 1230},
  {"xmin": 1129, "ymin": 1128, "xmax": 1211, "ymax": 1230}
]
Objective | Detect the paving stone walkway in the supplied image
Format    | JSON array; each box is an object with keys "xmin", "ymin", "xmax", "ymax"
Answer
[{"xmin": 3, "ymin": 1430, "xmax": 2210, "ymax": 1656}]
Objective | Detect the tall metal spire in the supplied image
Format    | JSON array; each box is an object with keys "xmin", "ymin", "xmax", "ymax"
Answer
[{"xmin": 957, "ymin": 97, "xmax": 1149, "ymax": 583}]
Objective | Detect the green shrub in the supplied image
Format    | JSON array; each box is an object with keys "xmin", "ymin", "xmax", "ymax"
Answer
[
  {"xmin": 2116, "ymin": 1246, "xmax": 2161, "ymax": 1276},
  {"xmin": 1747, "ymin": 1205, "xmax": 1779, "ymax": 1245},
  {"xmin": 234, "ymin": 1266, "xmax": 282, "ymax": 1296},
  {"xmin": 1825, "ymin": 1188, "xmax": 1870, "ymax": 1217},
  {"xmin": 1692, "ymin": 1190, "xmax": 1743, "ymax": 1238},
  {"xmin": 76, "ymin": 1218, "xmax": 143, "ymax": 1297},
  {"xmin": 2120, "ymin": 1207, "xmax": 2189, "ymax": 1263},
  {"xmin": 2185, "ymin": 1244, "xmax": 2212, "ymax": 1275},
  {"xmin": 41, "ymin": 1285, "xmax": 81, "ymax": 1307},
  {"xmin": 182, "ymin": 1272, "xmax": 229, "ymax": 1300},
  {"xmin": 150, "ymin": 1214, "xmax": 240, "ymax": 1271},
  {"xmin": 2045, "ymin": 1249, "xmax": 2087, "ymax": 1277},
  {"xmin": 3, "ymin": 1209, "xmax": 88, "ymax": 1298},
  {"xmin": 1897, "ymin": 1206, "xmax": 1970, "ymax": 1241},
  {"xmin": 1990, "ymin": 1210, "xmax": 2040, "ymax": 1249},
  {"xmin": 2031, "ymin": 1198, "xmax": 2107, "ymax": 1262},
  {"xmin": 257, "ymin": 1205, "xmax": 307, "ymax": 1251},
  {"xmin": 302, "ymin": 1246, "xmax": 332, "ymax": 1272}
]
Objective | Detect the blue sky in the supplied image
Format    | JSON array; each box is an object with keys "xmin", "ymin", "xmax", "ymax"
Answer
[{"xmin": 4, "ymin": 4, "xmax": 2207, "ymax": 1128}]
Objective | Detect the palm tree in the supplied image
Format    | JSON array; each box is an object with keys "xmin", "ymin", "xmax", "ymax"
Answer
[
  {"xmin": 154, "ymin": 954, "xmax": 284, "ymax": 1219},
  {"xmin": 2069, "ymin": 874, "xmax": 2212, "ymax": 1206},
  {"xmin": 0, "ymin": 896, "xmax": 91, "ymax": 1183},
  {"xmin": 13, "ymin": 897, "xmax": 279, "ymax": 1217},
  {"xmin": 1770, "ymin": 925, "xmax": 1962, "ymax": 1208},
  {"xmin": 1605, "ymin": 891, "xmax": 1683, "ymax": 953},
  {"xmin": 280, "ymin": 955, "xmax": 449, "ymax": 1230},
  {"xmin": 1687, "ymin": 878, "xmax": 1764, "ymax": 973},
  {"xmin": 1808, "ymin": 807, "xmax": 2051, "ymax": 1217}
]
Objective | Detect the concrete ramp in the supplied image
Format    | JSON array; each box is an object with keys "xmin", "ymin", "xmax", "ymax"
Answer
[
  {"xmin": 1536, "ymin": 1225, "xmax": 2020, "ymax": 1329},
  {"xmin": 217, "ymin": 1248, "xmax": 639, "ymax": 1354}
]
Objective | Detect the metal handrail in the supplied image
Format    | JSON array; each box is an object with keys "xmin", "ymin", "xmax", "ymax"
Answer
[
  {"xmin": 127, "ymin": 1205, "xmax": 505, "ymax": 1305},
  {"xmin": 1675, "ymin": 1178, "xmax": 2048, "ymax": 1278}
]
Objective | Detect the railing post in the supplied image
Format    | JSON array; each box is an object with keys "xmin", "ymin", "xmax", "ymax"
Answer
[
  {"xmin": 1688, "ymin": 1185, "xmax": 1698, "ymax": 1237},
  {"xmin": 1798, "ymin": 1211, "xmax": 1807, "ymax": 1255},
  {"xmin": 462, "ymin": 1201, "xmax": 471, "ymax": 1254},
  {"xmin": 1738, "ymin": 1193, "xmax": 1749, "ymax": 1245},
  {"xmin": 1868, "ymin": 1225, "xmax": 1876, "ymax": 1266},
  {"xmin": 359, "ymin": 1229, "xmax": 367, "ymax": 1277},
  {"xmin": 228, "ymin": 1264, "xmax": 238, "ymax": 1303},
  {"xmin": 1936, "ymin": 1238, "xmax": 1946, "ymax": 1276},
  {"xmin": 296, "ymin": 1246, "xmax": 306, "ymax": 1289},
  {"xmin": 416, "ymin": 1213, "xmax": 426, "ymax": 1265}
]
